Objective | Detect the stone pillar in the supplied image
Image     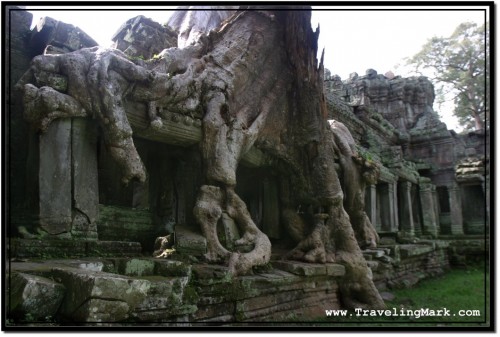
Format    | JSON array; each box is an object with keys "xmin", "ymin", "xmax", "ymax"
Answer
[
  {"xmin": 411, "ymin": 184, "xmax": 422, "ymax": 236},
  {"xmin": 376, "ymin": 182, "xmax": 398, "ymax": 233},
  {"xmin": 38, "ymin": 118, "xmax": 100, "ymax": 239},
  {"xmin": 448, "ymin": 183, "xmax": 464, "ymax": 235},
  {"xmin": 399, "ymin": 181, "xmax": 415, "ymax": 236},
  {"xmin": 431, "ymin": 186, "xmax": 441, "ymax": 234},
  {"xmin": 388, "ymin": 182, "xmax": 398, "ymax": 232},
  {"xmin": 71, "ymin": 119, "xmax": 99, "ymax": 240},
  {"xmin": 376, "ymin": 184, "xmax": 389, "ymax": 231},
  {"xmin": 419, "ymin": 182, "xmax": 438, "ymax": 237},
  {"xmin": 38, "ymin": 120, "xmax": 73, "ymax": 236}
]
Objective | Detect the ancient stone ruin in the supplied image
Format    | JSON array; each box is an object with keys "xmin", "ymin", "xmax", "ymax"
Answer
[{"xmin": 6, "ymin": 6, "xmax": 488, "ymax": 325}]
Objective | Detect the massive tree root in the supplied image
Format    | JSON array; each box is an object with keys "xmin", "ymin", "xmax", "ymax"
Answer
[
  {"xmin": 16, "ymin": 48, "xmax": 156, "ymax": 184},
  {"xmin": 330, "ymin": 120, "xmax": 380, "ymax": 248},
  {"xmin": 193, "ymin": 184, "xmax": 272, "ymax": 275}
]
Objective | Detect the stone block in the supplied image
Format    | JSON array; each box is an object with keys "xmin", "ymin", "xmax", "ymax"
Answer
[
  {"xmin": 363, "ymin": 249, "xmax": 386, "ymax": 258},
  {"xmin": 325, "ymin": 263, "xmax": 346, "ymax": 277},
  {"xmin": 87, "ymin": 240, "xmax": 143, "ymax": 257},
  {"xmin": 378, "ymin": 255, "xmax": 394, "ymax": 264},
  {"xmin": 50, "ymin": 267, "xmax": 151, "ymax": 319},
  {"xmin": 362, "ymin": 253, "xmax": 373, "ymax": 261},
  {"xmin": 10, "ymin": 239, "xmax": 143, "ymax": 259},
  {"xmin": 192, "ymin": 264, "xmax": 232, "ymax": 283},
  {"xmin": 192, "ymin": 302, "xmax": 235, "ymax": 321},
  {"xmin": 31, "ymin": 16, "xmax": 98, "ymax": 54},
  {"xmin": 96, "ymin": 205, "xmax": 155, "ymax": 247},
  {"xmin": 399, "ymin": 244, "xmax": 434, "ymax": 258},
  {"xmin": 71, "ymin": 119, "xmax": 99, "ymax": 240},
  {"xmin": 272, "ymin": 261, "xmax": 328, "ymax": 276},
  {"xmin": 366, "ymin": 260, "xmax": 379, "ymax": 271},
  {"xmin": 132, "ymin": 276, "xmax": 190, "ymax": 313},
  {"xmin": 72, "ymin": 298, "xmax": 129, "ymax": 323},
  {"xmin": 115, "ymin": 258, "xmax": 155, "ymax": 276},
  {"xmin": 38, "ymin": 119, "xmax": 72, "ymax": 235},
  {"xmin": 175, "ymin": 227, "xmax": 207, "ymax": 255},
  {"xmin": 9, "ymin": 272, "xmax": 66, "ymax": 321},
  {"xmin": 220, "ymin": 212, "xmax": 240, "ymax": 250},
  {"xmin": 9, "ymin": 239, "xmax": 87, "ymax": 258},
  {"xmin": 154, "ymin": 259, "xmax": 192, "ymax": 277}
]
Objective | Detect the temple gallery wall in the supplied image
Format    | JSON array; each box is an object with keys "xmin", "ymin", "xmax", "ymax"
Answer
[{"xmin": 5, "ymin": 7, "xmax": 489, "ymax": 324}]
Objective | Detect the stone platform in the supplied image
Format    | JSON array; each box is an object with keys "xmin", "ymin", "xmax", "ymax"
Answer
[
  {"xmin": 6, "ymin": 257, "xmax": 345, "ymax": 325},
  {"xmin": 5, "ymin": 238, "xmax": 476, "ymax": 326}
]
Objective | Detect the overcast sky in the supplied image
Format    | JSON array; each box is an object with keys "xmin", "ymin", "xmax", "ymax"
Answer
[{"xmin": 25, "ymin": 5, "xmax": 488, "ymax": 131}]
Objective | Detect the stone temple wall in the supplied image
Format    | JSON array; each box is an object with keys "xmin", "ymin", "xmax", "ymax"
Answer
[{"xmin": 325, "ymin": 68, "xmax": 488, "ymax": 239}]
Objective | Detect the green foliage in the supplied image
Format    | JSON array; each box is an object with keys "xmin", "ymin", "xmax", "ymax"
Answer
[
  {"xmin": 356, "ymin": 145, "xmax": 374, "ymax": 163},
  {"xmin": 406, "ymin": 22, "xmax": 489, "ymax": 131},
  {"xmin": 306, "ymin": 265, "xmax": 489, "ymax": 328}
]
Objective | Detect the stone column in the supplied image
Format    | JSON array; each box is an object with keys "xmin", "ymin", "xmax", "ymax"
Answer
[
  {"xmin": 389, "ymin": 182, "xmax": 399, "ymax": 232},
  {"xmin": 419, "ymin": 182, "xmax": 438, "ymax": 237},
  {"xmin": 38, "ymin": 118, "xmax": 100, "ymax": 239},
  {"xmin": 38, "ymin": 120, "xmax": 73, "ymax": 236},
  {"xmin": 448, "ymin": 183, "xmax": 464, "ymax": 235},
  {"xmin": 377, "ymin": 184, "xmax": 389, "ymax": 231},
  {"xmin": 431, "ymin": 186, "xmax": 441, "ymax": 234},
  {"xmin": 399, "ymin": 181, "xmax": 415, "ymax": 236},
  {"xmin": 71, "ymin": 119, "xmax": 99, "ymax": 240}
]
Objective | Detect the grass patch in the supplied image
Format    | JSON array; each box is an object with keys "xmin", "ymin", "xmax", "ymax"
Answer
[{"xmin": 312, "ymin": 265, "xmax": 490, "ymax": 328}]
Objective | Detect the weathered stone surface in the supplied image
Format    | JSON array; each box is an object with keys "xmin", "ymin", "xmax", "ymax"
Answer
[
  {"xmin": 455, "ymin": 156, "xmax": 486, "ymax": 183},
  {"xmin": 96, "ymin": 204, "xmax": 155, "ymax": 250},
  {"xmin": 328, "ymin": 70, "xmax": 445, "ymax": 133},
  {"xmin": 219, "ymin": 212, "xmax": 240, "ymax": 250},
  {"xmin": 272, "ymin": 261, "xmax": 331, "ymax": 277},
  {"xmin": 191, "ymin": 264, "xmax": 232, "ymax": 283},
  {"xmin": 71, "ymin": 119, "xmax": 99, "ymax": 240},
  {"xmin": 131, "ymin": 275, "xmax": 191, "ymax": 321},
  {"xmin": 154, "ymin": 259, "xmax": 192, "ymax": 277},
  {"xmin": 10, "ymin": 239, "xmax": 143, "ymax": 259},
  {"xmin": 115, "ymin": 258, "xmax": 156, "ymax": 276},
  {"xmin": 399, "ymin": 244, "xmax": 434, "ymax": 257},
  {"xmin": 38, "ymin": 119, "xmax": 72, "ymax": 235},
  {"xmin": 87, "ymin": 241, "xmax": 143, "ymax": 256},
  {"xmin": 326, "ymin": 264, "xmax": 346, "ymax": 277},
  {"xmin": 9, "ymin": 272, "xmax": 66, "ymax": 320},
  {"xmin": 5, "ymin": 241, "xmax": 456, "ymax": 324},
  {"xmin": 72, "ymin": 298, "xmax": 129, "ymax": 323},
  {"xmin": 192, "ymin": 302, "xmax": 235, "ymax": 322},
  {"xmin": 112, "ymin": 15, "xmax": 177, "ymax": 59},
  {"xmin": 366, "ymin": 260, "xmax": 379, "ymax": 271},
  {"xmin": 175, "ymin": 226, "xmax": 207, "ymax": 255},
  {"xmin": 50, "ymin": 267, "xmax": 151, "ymax": 319},
  {"xmin": 30, "ymin": 16, "xmax": 98, "ymax": 54},
  {"xmin": 363, "ymin": 248, "xmax": 386, "ymax": 258}
]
